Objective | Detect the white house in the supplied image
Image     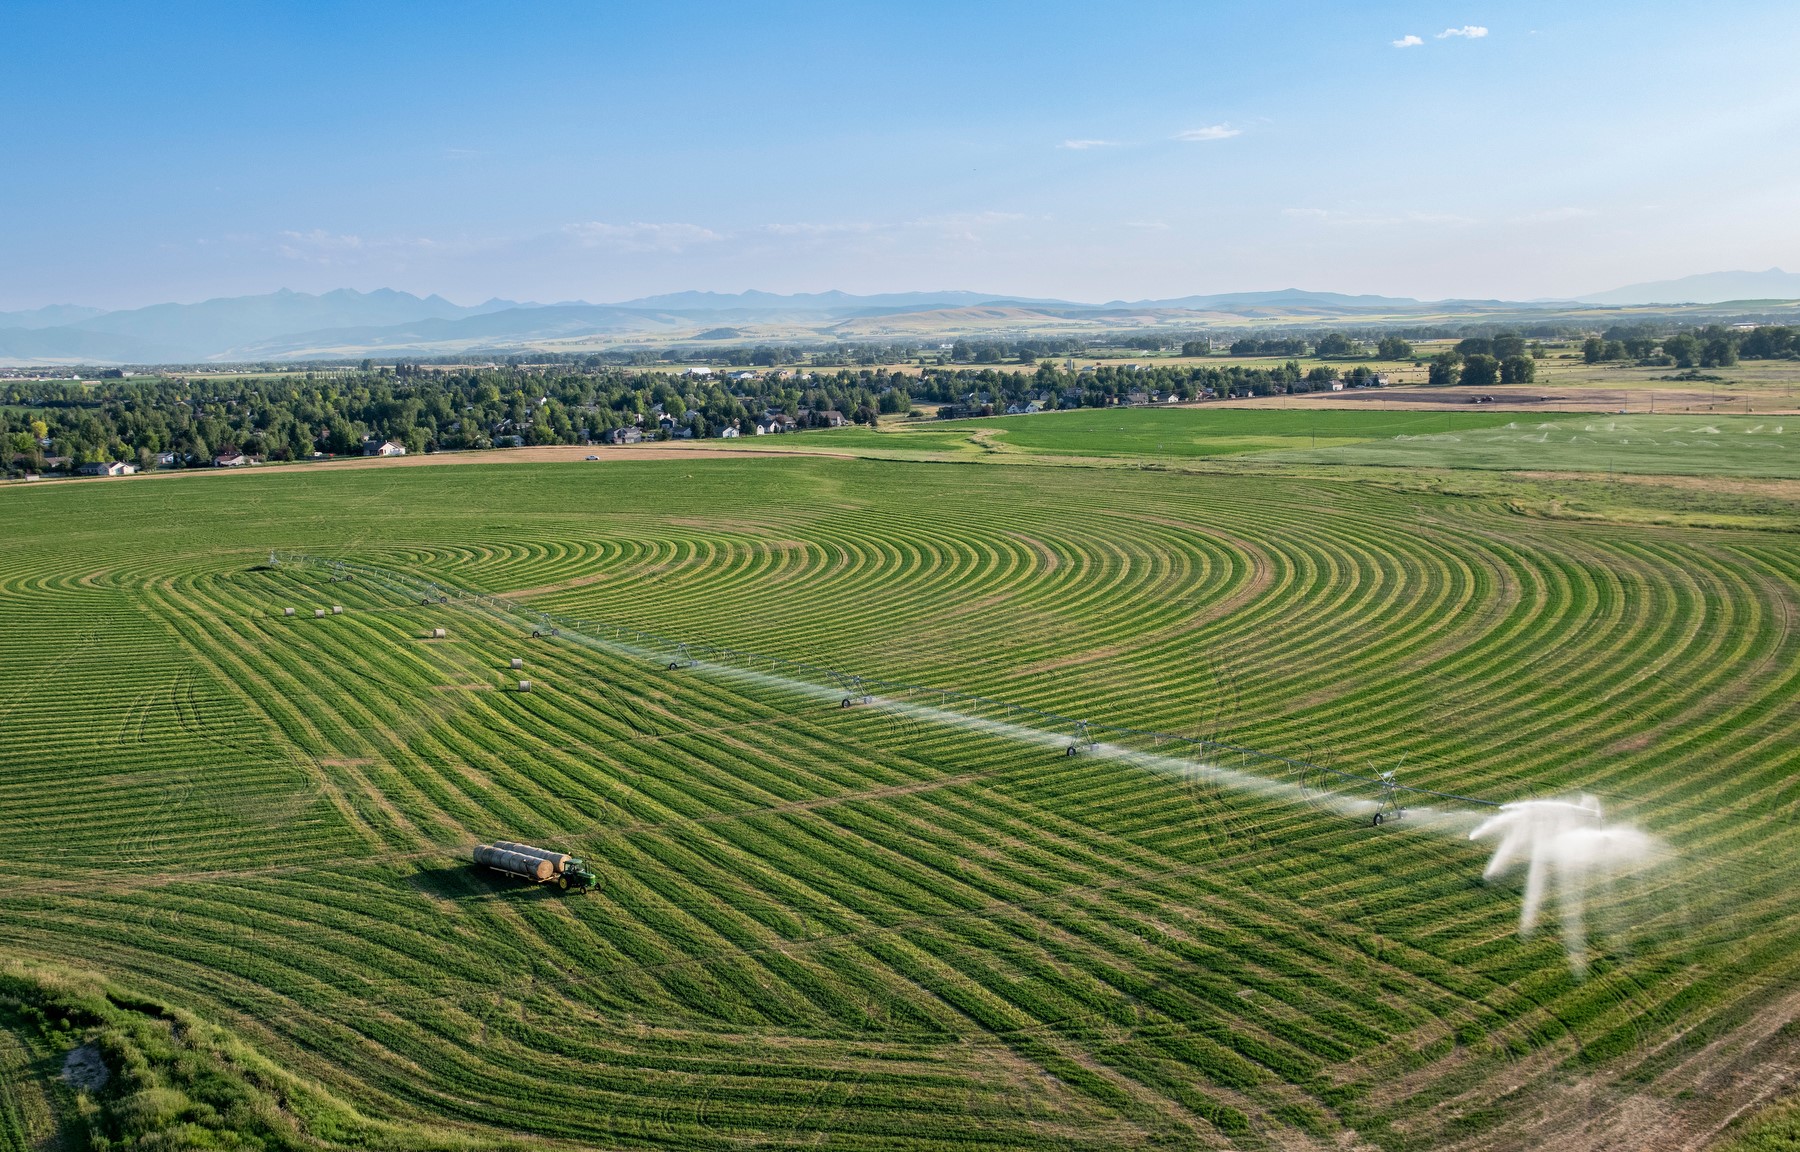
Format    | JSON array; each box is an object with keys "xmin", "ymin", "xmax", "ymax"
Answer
[
  {"xmin": 607, "ymin": 426, "xmax": 643, "ymax": 445},
  {"xmin": 213, "ymin": 451, "xmax": 248, "ymax": 468},
  {"xmin": 78, "ymin": 460, "xmax": 137, "ymax": 477},
  {"xmin": 682, "ymin": 366, "xmax": 713, "ymax": 377},
  {"xmin": 365, "ymin": 439, "xmax": 407, "ymax": 457},
  {"xmin": 719, "ymin": 425, "xmax": 740, "ymax": 438},
  {"xmin": 155, "ymin": 452, "xmax": 180, "ymax": 468}
]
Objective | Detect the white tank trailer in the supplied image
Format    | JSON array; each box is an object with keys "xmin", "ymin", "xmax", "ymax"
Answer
[{"xmin": 473, "ymin": 841, "xmax": 599, "ymax": 891}]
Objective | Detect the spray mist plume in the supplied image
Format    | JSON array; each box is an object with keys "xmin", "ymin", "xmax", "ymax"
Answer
[{"xmin": 1469, "ymin": 796, "xmax": 1663, "ymax": 973}]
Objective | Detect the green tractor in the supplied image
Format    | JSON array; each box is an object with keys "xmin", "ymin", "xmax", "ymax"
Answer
[{"xmin": 555, "ymin": 858, "xmax": 602, "ymax": 892}]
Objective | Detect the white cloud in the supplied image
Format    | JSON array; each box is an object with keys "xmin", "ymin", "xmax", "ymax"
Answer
[
  {"xmin": 1283, "ymin": 207, "xmax": 1476, "ymax": 228},
  {"xmin": 272, "ymin": 229, "xmax": 445, "ymax": 263},
  {"xmin": 1173, "ymin": 124, "xmax": 1241, "ymax": 142},
  {"xmin": 1438, "ymin": 25, "xmax": 1488, "ymax": 38},
  {"xmin": 564, "ymin": 221, "xmax": 722, "ymax": 252},
  {"xmin": 1392, "ymin": 34, "xmax": 1423, "ymax": 47},
  {"xmin": 760, "ymin": 221, "xmax": 877, "ymax": 237},
  {"xmin": 1059, "ymin": 138, "xmax": 1119, "ymax": 150},
  {"xmin": 1511, "ymin": 206, "xmax": 1598, "ymax": 224}
]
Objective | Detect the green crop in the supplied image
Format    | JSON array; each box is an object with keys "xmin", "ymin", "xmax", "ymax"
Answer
[{"xmin": 0, "ymin": 454, "xmax": 1796, "ymax": 1150}]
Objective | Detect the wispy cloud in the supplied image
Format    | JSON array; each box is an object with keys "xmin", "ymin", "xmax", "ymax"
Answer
[
  {"xmin": 1283, "ymin": 207, "xmax": 1476, "ymax": 228},
  {"xmin": 563, "ymin": 221, "xmax": 722, "ymax": 252},
  {"xmin": 1392, "ymin": 34, "xmax": 1423, "ymax": 48},
  {"xmin": 760, "ymin": 221, "xmax": 877, "ymax": 237},
  {"xmin": 1438, "ymin": 25, "xmax": 1488, "ymax": 38},
  {"xmin": 1173, "ymin": 124, "xmax": 1240, "ymax": 142},
  {"xmin": 273, "ymin": 229, "xmax": 444, "ymax": 263},
  {"xmin": 1059, "ymin": 138, "xmax": 1119, "ymax": 150},
  {"xmin": 1511, "ymin": 206, "xmax": 1598, "ymax": 224}
]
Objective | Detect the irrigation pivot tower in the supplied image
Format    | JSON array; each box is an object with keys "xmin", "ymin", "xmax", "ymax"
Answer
[
  {"xmin": 1372, "ymin": 770, "xmax": 1407, "ymax": 826},
  {"xmin": 1066, "ymin": 720, "xmax": 1097, "ymax": 758}
]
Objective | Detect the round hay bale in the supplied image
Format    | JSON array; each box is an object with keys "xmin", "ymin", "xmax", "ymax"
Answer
[
  {"xmin": 517, "ymin": 680, "xmax": 532, "ymax": 693},
  {"xmin": 314, "ymin": 609, "xmax": 325, "ymax": 618},
  {"xmin": 331, "ymin": 605, "xmax": 344, "ymax": 614},
  {"xmin": 510, "ymin": 658, "xmax": 524, "ymax": 670},
  {"xmin": 432, "ymin": 627, "xmax": 447, "ymax": 639},
  {"xmin": 283, "ymin": 607, "xmax": 295, "ymax": 617}
]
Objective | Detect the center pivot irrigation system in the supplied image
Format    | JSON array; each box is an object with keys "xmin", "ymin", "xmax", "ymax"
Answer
[{"xmin": 270, "ymin": 553, "xmax": 1501, "ymax": 827}]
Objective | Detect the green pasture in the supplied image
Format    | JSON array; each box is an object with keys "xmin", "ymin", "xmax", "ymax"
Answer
[
  {"xmin": 933, "ymin": 406, "xmax": 1514, "ymax": 458},
  {"xmin": 1263, "ymin": 413, "xmax": 1800, "ymax": 477},
  {"xmin": 767, "ymin": 407, "xmax": 1517, "ymax": 461},
  {"xmin": 1, "ymin": 456, "xmax": 1797, "ymax": 1150}
]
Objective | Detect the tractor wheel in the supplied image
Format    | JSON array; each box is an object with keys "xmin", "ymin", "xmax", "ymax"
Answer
[{"xmin": 557, "ymin": 876, "xmax": 568, "ymax": 890}]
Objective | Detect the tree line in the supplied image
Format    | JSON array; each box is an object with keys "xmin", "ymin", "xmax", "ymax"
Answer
[{"xmin": 2, "ymin": 358, "xmax": 1395, "ymax": 473}]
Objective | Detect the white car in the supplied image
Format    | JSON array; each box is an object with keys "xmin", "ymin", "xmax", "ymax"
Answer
[{"xmin": 585, "ymin": 455, "xmax": 599, "ymax": 460}]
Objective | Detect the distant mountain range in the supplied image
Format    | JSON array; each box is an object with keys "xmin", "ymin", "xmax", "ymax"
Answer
[
  {"xmin": 4, "ymin": 278, "xmax": 1799, "ymax": 365},
  {"xmin": 1577, "ymin": 268, "xmax": 1800, "ymax": 306}
]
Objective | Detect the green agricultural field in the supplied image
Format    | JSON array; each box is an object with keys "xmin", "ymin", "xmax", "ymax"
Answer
[
  {"xmin": 2, "ymin": 455, "xmax": 1798, "ymax": 1151},
  {"xmin": 740, "ymin": 408, "xmax": 1521, "ymax": 463},
  {"xmin": 1264, "ymin": 413, "xmax": 1800, "ymax": 478},
  {"xmin": 933, "ymin": 406, "xmax": 1515, "ymax": 458}
]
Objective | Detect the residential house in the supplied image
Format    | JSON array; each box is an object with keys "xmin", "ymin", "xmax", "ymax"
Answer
[
  {"xmin": 213, "ymin": 450, "xmax": 248, "ymax": 468},
  {"xmin": 155, "ymin": 451, "xmax": 180, "ymax": 468},
  {"xmin": 364, "ymin": 439, "xmax": 407, "ymax": 457},
  {"xmin": 817, "ymin": 410, "xmax": 848, "ymax": 428},
  {"xmin": 77, "ymin": 460, "xmax": 137, "ymax": 477},
  {"xmin": 719, "ymin": 425, "xmax": 740, "ymax": 438},
  {"xmin": 607, "ymin": 427, "xmax": 643, "ymax": 445}
]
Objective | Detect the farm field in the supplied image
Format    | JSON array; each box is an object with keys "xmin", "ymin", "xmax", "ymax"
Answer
[
  {"xmin": 1262, "ymin": 414, "xmax": 1800, "ymax": 478},
  {"xmin": 2, "ymin": 455, "xmax": 1799, "ymax": 1151},
  {"xmin": 734, "ymin": 407, "xmax": 1800, "ymax": 480}
]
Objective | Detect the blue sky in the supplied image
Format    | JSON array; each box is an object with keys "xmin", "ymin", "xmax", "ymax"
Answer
[{"xmin": 4, "ymin": 1, "xmax": 1798, "ymax": 309}]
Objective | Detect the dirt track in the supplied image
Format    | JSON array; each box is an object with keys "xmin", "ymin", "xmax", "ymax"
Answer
[{"xmin": 8, "ymin": 442, "xmax": 848, "ymax": 487}]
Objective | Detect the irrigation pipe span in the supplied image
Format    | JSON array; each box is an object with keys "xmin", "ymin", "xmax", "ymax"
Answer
[
  {"xmin": 276, "ymin": 551, "xmax": 1494, "ymax": 815},
  {"xmin": 273, "ymin": 552, "xmax": 1669, "ymax": 971}
]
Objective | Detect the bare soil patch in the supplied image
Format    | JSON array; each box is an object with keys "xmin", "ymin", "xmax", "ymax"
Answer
[{"xmin": 61, "ymin": 1042, "xmax": 109, "ymax": 1092}]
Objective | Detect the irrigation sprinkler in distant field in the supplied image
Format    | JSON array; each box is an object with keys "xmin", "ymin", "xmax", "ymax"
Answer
[
  {"xmin": 1372, "ymin": 770, "xmax": 1406, "ymax": 826},
  {"xmin": 1066, "ymin": 720, "xmax": 1097, "ymax": 758},
  {"xmin": 667, "ymin": 643, "xmax": 696, "ymax": 671},
  {"xmin": 837, "ymin": 673, "xmax": 871, "ymax": 708}
]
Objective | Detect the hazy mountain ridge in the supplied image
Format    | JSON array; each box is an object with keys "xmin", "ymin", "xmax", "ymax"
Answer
[
  {"xmin": 6, "ymin": 277, "xmax": 1800, "ymax": 365},
  {"xmin": 1578, "ymin": 268, "xmax": 1800, "ymax": 306}
]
